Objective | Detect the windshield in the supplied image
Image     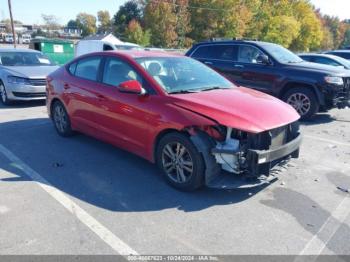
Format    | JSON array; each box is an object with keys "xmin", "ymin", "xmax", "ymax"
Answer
[
  {"xmin": 262, "ymin": 43, "xmax": 303, "ymax": 64},
  {"xmin": 332, "ymin": 56, "xmax": 350, "ymax": 68},
  {"xmin": 136, "ymin": 56, "xmax": 234, "ymax": 93},
  {"xmin": 0, "ymin": 52, "xmax": 54, "ymax": 66}
]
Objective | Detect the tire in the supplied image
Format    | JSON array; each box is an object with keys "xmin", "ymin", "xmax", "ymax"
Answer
[
  {"xmin": 51, "ymin": 100, "xmax": 74, "ymax": 137},
  {"xmin": 0, "ymin": 81, "xmax": 12, "ymax": 105},
  {"xmin": 156, "ymin": 132, "xmax": 205, "ymax": 191},
  {"xmin": 282, "ymin": 87, "xmax": 319, "ymax": 120}
]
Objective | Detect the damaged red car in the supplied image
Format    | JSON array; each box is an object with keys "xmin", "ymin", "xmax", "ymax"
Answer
[{"xmin": 46, "ymin": 51, "xmax": 302, "ymax": 191}]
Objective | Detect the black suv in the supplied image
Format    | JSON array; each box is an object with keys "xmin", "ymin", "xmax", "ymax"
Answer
[{"xmin": 186, "ymin": 40, "xmax": 350, "ymax": 120}]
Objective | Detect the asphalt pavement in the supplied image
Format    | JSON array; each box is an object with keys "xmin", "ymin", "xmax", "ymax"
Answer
[{"xmin": 0, "ymin": 100, "xmax": 349, "ymax": 256}]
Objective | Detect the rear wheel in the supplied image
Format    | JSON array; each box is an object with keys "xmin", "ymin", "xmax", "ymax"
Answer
[
  {"xmin": 283, "ymin": 87, "xmax": 319, "ymax": 120},
  {"xmin": 0, "ymin": 81, "xmax": 12, "ymax": 105},
  {"xmin": 156, "ymin": 132, "xmax": 205, "ymax": 191},
  {"xmin": 52, "ymin": 101, "xmax": 74, "ymax": 137}
]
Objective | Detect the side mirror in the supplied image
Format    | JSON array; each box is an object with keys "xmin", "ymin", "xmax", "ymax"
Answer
[
  {"xmin": 256, "ymin": 54, "xmax": 270, "ymax": 65},
  {"xmin": 118, "ymin": 80, "xmax": 146, "ymax": 95}
]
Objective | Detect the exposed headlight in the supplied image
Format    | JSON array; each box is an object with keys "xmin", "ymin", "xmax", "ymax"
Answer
[
  {"xmin": 7, "ymin": 76, "xmax": 31, "ymax": 85},
  {"xmin": 324, "ymin": 76, "xmax": 344, "ymax": 86}
]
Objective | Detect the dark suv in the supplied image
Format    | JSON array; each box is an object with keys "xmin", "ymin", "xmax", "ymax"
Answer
[{"xmin": 186, "ymin": 40, "xmax": 350, "ymax": 120}]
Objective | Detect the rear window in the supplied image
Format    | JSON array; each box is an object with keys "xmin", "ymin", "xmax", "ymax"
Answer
[{"xmin": 74, "ymin": 57, "xmax": 101, "ymax": 81}]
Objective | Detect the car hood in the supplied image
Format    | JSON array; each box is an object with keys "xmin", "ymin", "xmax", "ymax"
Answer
[
  {"xmin": 285, "ymin": 61, "xmax": 350, "ymax": 76},
  {"xmin": 171, "ymin": 87, "xmax": 300, "ymax": 133},
  {"xmin": 2, "ymin": 65, "xmax": 59, "ymax": 78}
]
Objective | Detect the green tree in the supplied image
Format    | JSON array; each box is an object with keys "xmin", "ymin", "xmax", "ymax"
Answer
[
  {"xmin": 97, "ymin": 10, "xmax": 112, "ymax": 33},
  {"xmin": 114, "ymin": 0, "xmax": 143, "ymax": 37},
  {"xmin": 76, "ymin": 13, "xmax": 97, "ymax": 37},
  {"xmin": 67, "ymin": 19, "xmax": 78, "ymax": 28},
  {"xmin": 263, "ymin": 15, "xmax": 300, "ymax": 48},
  {"xmin": 144, "ymin": 0, "xmax": 177, "ymax": 47},
  {"xmin": 174, "ymin": 0, "xmax": 192, "ymax": 48},
  {"xmin": 125, "ymin": 19, "xmax": 151, "ymax": 46},
  {"xmin": 289, "ymin": 1, "xmax": 323, "ymax": 51}
]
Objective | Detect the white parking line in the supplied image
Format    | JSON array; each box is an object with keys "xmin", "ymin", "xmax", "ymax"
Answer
[
  {"xmin": 304, "ymin": 135, "xmax": 350, "ymax": 147},
  {"xmin": 0, "ymin": 144, "xmax": 138, "ymax": 256},
  {"xmin": 295, "ymin": 195, "xmax": 350, "ymax": 259}
]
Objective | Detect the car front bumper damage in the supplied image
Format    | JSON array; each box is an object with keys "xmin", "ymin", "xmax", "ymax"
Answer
[{"xmin": 191, "ymin": 122, "xmax": 302, "ymax": 189}]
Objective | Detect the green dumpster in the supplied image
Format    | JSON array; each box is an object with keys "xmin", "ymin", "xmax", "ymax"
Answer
[{"xmin": 29, "ymin": 38, "xmax": 75, "ymax": 65}]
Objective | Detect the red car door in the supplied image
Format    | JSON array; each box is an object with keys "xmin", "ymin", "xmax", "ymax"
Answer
[
  {"xmin": 91, "ymin": 57, "xmax": 160, "ymax": 157},
  {"xmin": 63, "ymin": 56, "xmax": 103, "ymax": 133}
]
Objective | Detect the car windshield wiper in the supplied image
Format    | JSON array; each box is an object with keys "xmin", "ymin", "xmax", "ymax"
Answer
[
  {"xmin": 168, "ymin": 89, "xmax": 200, "ymax": 94},
  {"xmin": 199, "ymin": 86, "xmax": 224, "ymax": 91}
]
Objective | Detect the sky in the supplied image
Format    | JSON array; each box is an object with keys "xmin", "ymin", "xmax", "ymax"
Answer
[{"xmin": 0, "ymin": 0, "xmax": 349, "ymax": 25}]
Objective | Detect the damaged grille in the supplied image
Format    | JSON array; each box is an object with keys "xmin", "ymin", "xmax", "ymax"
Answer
[{"xmin": 247, "ymin": 121, "xmax": 299, "ymax": 151}]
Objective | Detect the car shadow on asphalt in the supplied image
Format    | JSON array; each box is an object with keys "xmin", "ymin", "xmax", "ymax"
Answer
[
  {"xmin": 299, "ymin": 113, "xmax": 336, "ymax": 126},
  {"xmin": 0, "ymin": 100, "xmax": 46, "ymax": 109},
  {"xmin": 0, "ymin": 118, "xmax": 274, "ymax": 213}
]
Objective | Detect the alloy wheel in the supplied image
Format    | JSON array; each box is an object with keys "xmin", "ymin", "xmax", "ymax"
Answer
[
  {"xmin": 161, "ymin": 142, "xmax": 194, "ymax": 184},
  {"xmin": 53, "ymin": 104, "xmax": 68, "ymax": 133},
  {"xmin": 0, "ymin": 84, "xmax": 7, "ymax": 103},
  {"xmin": 286, "ymin": 93, "xmax": 311, "ymax": 116}
]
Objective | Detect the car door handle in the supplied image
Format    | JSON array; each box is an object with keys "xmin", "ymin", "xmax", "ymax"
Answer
[
  {"xmin": 63, "ymin": 83, "xmax": 70, "ymax": 89},
  {"xmin": 204, "ymin": 61, "xmax": 213, "ymax": 65},
  {"xmin": 234, "ymin": 64, "xmax": 244, "ymax": 68}
]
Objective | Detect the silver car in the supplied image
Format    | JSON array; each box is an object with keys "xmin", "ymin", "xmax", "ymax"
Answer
[{"xmin": 0, "ymin": 48, "xmax": 59, "ymax": 105}]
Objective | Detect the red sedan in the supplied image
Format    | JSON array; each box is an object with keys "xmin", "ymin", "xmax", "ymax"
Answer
[{"xmin": 46, "ymin": 50, "xmax": 302, "ymax": 191}]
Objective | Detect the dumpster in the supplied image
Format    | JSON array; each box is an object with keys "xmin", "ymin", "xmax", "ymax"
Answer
[{"xmin": 29, "ymin": 38, "xmax": 74, "ymax": 65}]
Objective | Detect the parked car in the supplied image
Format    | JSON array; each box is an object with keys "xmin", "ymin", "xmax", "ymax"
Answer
[
  {"xmin": 325, "ymin": 50, "xmax": 350, "ymax": 60},
  {"xmin": 0, "ymin": 49, "xmax": 59, "ymax": 105},
  {"xmin": 21, "ymin": 34, "xmax": 32, "ymax": 44},
  {"xmin": 186, "ymin": 40, "xmax": 350, "ymax": 120},
  {"xmin": 46, "ymin": 50, "xmax": 301, "ymax": 191},
  {"xmin": 4, "ymin": 34, "xmax": 14, "ymax": 43},
  {"xmin": 299, "ymin": 53, "xmax": 350, "ymax": 70}
]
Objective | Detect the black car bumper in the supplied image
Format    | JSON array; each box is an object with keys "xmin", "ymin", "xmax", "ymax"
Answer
[
  {"xmin": 323, "ymin": 79, "xmax": 350, "ymax": 109},
  {"xmin": 246, "ymin": 133, "xmax": 302, "ymax": 177}
]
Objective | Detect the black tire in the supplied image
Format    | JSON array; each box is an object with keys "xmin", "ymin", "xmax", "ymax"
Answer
[
  {"xmin": 0, "ymin": 81, "xmax": 12, "ymax": 105},
  {"xmin": 282, "ymin": 87, "xmax": 319, "ymax": 120},
  {"xmin": 156, "ymin": 132, "xmax": 205, "ymax": 191},
  {"xmin": 51, "ymin": 100, "xmax": 74, "ymax": 137}
]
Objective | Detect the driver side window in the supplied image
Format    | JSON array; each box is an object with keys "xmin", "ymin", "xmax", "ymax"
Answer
[
  {"xmin": 102, "ymin": 58, "xmax": 142, "ymax": 87},
  {"xmin": 238, "ymin": 45, "xmax": 264, "ymax": 64}
]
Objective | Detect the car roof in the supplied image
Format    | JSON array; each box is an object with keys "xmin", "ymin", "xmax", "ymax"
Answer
[
  {"xmin": 194, "ymin": 40, "xmax": 272, "ymax": 46},
  {"xmin": 0, "ymin": 48, "xmax": 41, "ymax": 53},
  {"xmin": 326, "ymin": 50, "xmax": 350, "ymax": 53},
  {"xmin": 102, "ymin": 50, "xmax": 184, "ymax": 58}
]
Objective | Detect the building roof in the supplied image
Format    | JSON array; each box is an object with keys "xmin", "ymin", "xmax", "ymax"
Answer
[{"xmin": 82, "ymin": 33, "xmax": 123, "ymax": 45}]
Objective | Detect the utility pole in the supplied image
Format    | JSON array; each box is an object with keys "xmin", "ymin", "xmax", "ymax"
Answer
[{"xmin": 8, "ymin": 0, "xmax": 16, "ymax": 48}]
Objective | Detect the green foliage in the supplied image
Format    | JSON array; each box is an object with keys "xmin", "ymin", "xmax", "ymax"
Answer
[
  {"xmin": 114, "ymin": 0, "xmax": 143, "ymax": 38},
  {"xmin": 144, "ymin": 0, "xmax": 177, "ymax": 48},
  {"xmin": 125, "ymin": 19, "xmax": 151, "ymax": 46},
  {"xmin": 97, "ymin": 10, "xmax": 112, "ymax": 34},
  {"xmin": 76, "ymin": 13, "xmax": 97, "ymax": 37},
  {"xmin": 108, "ymin": 0, "xmax": 350, "ymax": 50}
]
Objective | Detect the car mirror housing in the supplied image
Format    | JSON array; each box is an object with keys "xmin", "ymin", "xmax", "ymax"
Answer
[
  {"xmin": 118, "ymin": 80, "xmax": 146, "ymax": 95},
  {"xmin": 256, "ymin": 54, "xmax": 271, "ymax": 65}
]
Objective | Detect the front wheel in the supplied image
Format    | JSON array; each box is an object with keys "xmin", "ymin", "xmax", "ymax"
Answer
[
  {"xmin": 156, "ymin": 132, "xmax": 205, "ymax": 191},
  {"xmin": 283, "ymin": 87, "xmax": 319, "ymax": 120},
  {"xmin": 52, "ymin": 101, "xmax": 74, "ymax": 137},
  {"xmin": 0, "ymin": 82, "xmax": 12, "ymax": 105}
]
